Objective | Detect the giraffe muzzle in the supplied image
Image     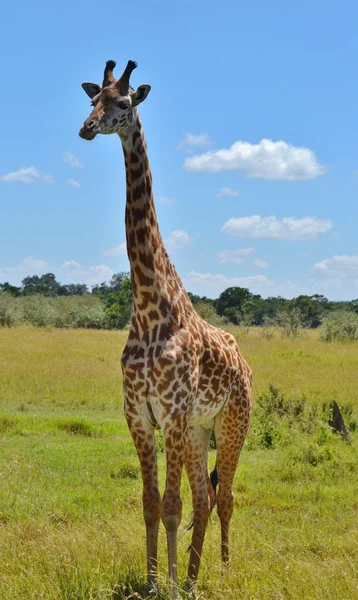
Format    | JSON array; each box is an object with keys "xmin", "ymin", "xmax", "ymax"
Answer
[{"xmin": 79, "ymin": 120, "xmax": 98, "ymax": 141}]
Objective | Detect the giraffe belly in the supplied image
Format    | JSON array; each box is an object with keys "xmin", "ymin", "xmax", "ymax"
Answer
[{"xmin": 189, "ymin": 390, "xmax": 230, "ymax": 429}]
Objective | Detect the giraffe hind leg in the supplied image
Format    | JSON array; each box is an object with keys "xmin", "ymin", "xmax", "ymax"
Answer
[
  {"xmin": 183, "ymin": 425, "xmax": 215, "ymax": 594},
  {"xmin": 214, "ymin": 383, "xmax": 251, "ymax": 564}
]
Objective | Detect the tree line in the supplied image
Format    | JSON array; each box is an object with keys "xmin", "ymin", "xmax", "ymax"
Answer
[{"xmin": 1, "ymin": 271, "xmax": 357, "ymax": 331}]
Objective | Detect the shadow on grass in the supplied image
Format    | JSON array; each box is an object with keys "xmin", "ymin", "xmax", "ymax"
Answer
[
  {"xmin": 0, "ymin": 416, "xmax": 17, "ymax": 433},
  {"xmin": 56, "ymin": 419, "xmax": 93, "ymax": 437}
]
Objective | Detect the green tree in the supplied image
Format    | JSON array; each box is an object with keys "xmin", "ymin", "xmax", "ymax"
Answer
[
  {"xmin": 22, "ymin": 273, "xmax": 61, "ymax": 296},
  {"xmin": 217, "ymin": 287, "xmax": 252, "ymax": 319},
  {"xmin": 194, "ymin": 301, "xmax": 228, "ymax": 327},
  {"xmin": 92, "ymin": 272, "xmax": 130, "ymax": 298},
  {"xmin": 289, "ymin": 295, "xmax": 326, "ymax": 328},
  {"xmin": 104, "ymin": 276, "xmax": 132, "ymax": 329},
  {"xmin": 0, "ymin": 282, "xmax": 21, "ymax": 297},
  {"xmin": 61, "ymin": 283, "xmax": 89, "ymax": 296}
]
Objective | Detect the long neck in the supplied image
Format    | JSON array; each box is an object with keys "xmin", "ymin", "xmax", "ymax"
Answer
[{"xmin": 120, "ymin": 115, "xmax": 192, "ymax": 329}]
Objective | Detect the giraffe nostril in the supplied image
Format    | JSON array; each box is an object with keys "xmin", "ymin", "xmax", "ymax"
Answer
[{"xmin": 87, "ymin": 119, "xmax": 96, "ymax": 129}]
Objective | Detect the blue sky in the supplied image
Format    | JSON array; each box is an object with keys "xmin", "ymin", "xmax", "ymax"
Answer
[{"xmin": 1, "ymin": 0, "xmax": 357, "ymax": 300}]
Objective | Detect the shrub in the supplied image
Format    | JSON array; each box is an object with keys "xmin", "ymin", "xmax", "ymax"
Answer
[
  {"xmin": 22, "ymin": 295, "xmax": 57, "ymax": 327},
  {"xmin": 0, "ymin": 294, "xmax": 108, "ymax": 329},
  {"xmin": 261, "ymin": 315, "xmax": 276, "ymax": 339},
  {"xmin": 256, "ymin": 420, "xmax": 281, "ymax": 448},
  {"xmin": 320, "ymin": 310, "xmax": 358, "ymax": 342},
  {"xmin": 0, "ymin": 293, "xmax": 23, "ymax": 327},
  {"xmin": 276, "ymin": 308, "xmax": 306, "ymax": 338},
  {"xmin": 256, "ymin": 384, "xmax": 306, "ymax": 419},
  {"xmin": 194, "ymin": 302, "xmax": 228, "ymax": 327}
]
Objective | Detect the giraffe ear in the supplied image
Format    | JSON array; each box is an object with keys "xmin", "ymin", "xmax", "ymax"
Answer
[
  {"xmin": 131, "ymin": 85, "xmax": 151, "ymax": 107},
  {"xmin": 81, "ymin": 82, "xmax": 102, "ymax": 99}
]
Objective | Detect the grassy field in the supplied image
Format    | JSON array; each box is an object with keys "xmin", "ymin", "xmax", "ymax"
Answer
[{"xmin": 0, "ymin": 327, "xmax": 357, "ymax": 599}]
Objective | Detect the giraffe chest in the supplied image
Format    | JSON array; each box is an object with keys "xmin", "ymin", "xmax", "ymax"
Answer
[{"xmin": 121, "ymin": 337, "xmax": 197, "ymax": 397}]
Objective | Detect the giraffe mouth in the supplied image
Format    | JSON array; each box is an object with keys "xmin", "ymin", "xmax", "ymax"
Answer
[{"xmin": 78, "ymin": 127, "xmax": 98, "ymax": 141}]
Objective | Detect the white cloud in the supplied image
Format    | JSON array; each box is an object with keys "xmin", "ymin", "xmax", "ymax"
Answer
[
  {"xmin": 216, "ymin": 248, "xmax": 255, "ymax": 264},
  {"xmin": 217, "ymin": 187, "xmax": 240, "ymax": 198},
  {"xmin": 67, "ymin": 178, "xmax": 81, "ymax": 188},
  {"xmin": 1, "ymin": 167, "xmax": 55, "ymax": 185},
  {"xmin": 101, "ymin": 243, "xmax": 127, "ymax": 257},
  {"xmin": 22, "ymin": 257, "xmax": 50, "ymax": 271},
  {"xmin": 187, "ymin": 271, "xmax": 273, "ymax": 293},
  {"xmin": 1, "ymin": 166, "xmax": 40, "ymax": 184},
  {"xmin": 309, "ymin": 255, "xmax": 358, "ymax": 299},
  {"xmin": 186, "ymin": 271, "xmax": 310, "ymax": 299},
  {"xmin": 313, "ymin": 255, "xmax": 358, "ymax": 279},
  {"xmin": 0, "ymin": 256, "xmax": 115, "ymax": 287},
  {"xmin": 42, "ymin": 173, "xmax": 55, "ymax": 184},
  {"xmin": 60, "ymin": 260, "xmax": 82, "ymax": 270},
  {"xmin": 184, "ymin": 138, "xmax": 326, "ymax": 180},
  {"xmin": 222, "ymin": 215, "xmax": 333, "ymax": 241},
  {"xmin": 254, "ymin": 259, "xmax": 269, "ymax": 269},
  {"xmin": 166, "ymin": 230, "xmax": 192, "ymax": 252},
  {"xmin": 63, "ymin": 152, "xmax": 84, "ymax": 168},
  {"xmin": 178, "ymin": 133, "xmax": 212, "ymax": 151},
  {"xmin": 158, "ymin": 196, "xmax": 177, "ymax": 205},
  {"xmin": 0, "ymin": 256, "xmax": 54, "ymax": 283},
  {"xmin": 59, "ymin": 261, "xmax": 115, "ymax": 285}
]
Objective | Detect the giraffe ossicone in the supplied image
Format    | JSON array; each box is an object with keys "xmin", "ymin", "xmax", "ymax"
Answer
[{"xmin": 79, "ymin": 59, "xmax": 253, "ymax": 599}]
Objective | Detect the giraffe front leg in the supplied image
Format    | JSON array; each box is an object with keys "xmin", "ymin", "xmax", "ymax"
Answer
[
  {"xmin": 124, "ymin": 399, "xmax": 160, "ymax": 593},
  {"xmin": 143, "ymin": 464, "xmax": 161, "ymax": 595}
]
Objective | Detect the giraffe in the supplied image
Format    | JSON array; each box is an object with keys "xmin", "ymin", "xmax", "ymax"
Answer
[{"xmin": 79, "ymin": 59, "xmax": 253, "ymax": 599}]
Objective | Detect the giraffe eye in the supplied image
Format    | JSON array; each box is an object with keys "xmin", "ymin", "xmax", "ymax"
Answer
[{"xmin": 117, "ymin": 101, "xmax": 129, "ymax": 109}]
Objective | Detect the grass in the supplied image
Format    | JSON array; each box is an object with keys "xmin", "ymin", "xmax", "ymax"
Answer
[{"xmin": 0, "ymin": 327, "xmax": 357, "ymax": 599}]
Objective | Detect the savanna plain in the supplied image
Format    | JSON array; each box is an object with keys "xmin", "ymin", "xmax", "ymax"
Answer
[{"xmin": 0, "ymin": 326, "xmax": 357, "ymax": 600}]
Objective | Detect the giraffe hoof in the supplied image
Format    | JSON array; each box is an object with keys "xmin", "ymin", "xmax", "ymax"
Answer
[
  {"xmin": 144, "ymin": 581, "xmax": 161, "ymax": 598},
  {"xmin": 182, "ymin": 580, "xmax": 198, "ymax": 598}
]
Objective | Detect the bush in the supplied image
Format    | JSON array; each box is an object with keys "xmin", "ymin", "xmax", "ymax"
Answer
[
  {"xmin": 257, "ymin": 384, "xmax": 306, "ymax": 419},
  {"xmin": 261, "ymin": 315, "xmax": 276, "ymax": 339},
  {"xmin": 194, "ymin": 302, "xmax": 228, "ymax": 327},
  {"xmin": 276, "ymin": 308, "xmax": 306, "ymax": 338},
  {"xmin": 247, "ymin": 385, "xmax": 357, "ymax": 453},
  {"xmin": 0, "ymin": 295, "xmax": 108, "ymax": 329},
  {"xmin": 53, "ymin": 296, "xmax": 107, "ymax": 329},
  {"xmin": 320, "ymin": 310, "xmax": 358, "ymax": 342},
  {"xmin": 0, "ymin": 293, "xmax": 23, "ymax": 327},
  {"xmin": 22, "ymin": 295, "xmax": 58, "ymax": 327}
]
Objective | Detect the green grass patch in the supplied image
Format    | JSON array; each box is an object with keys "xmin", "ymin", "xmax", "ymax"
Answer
[
  {"xmin": 0, "ymin": 327, "xmax": 357, "ymax": 599},
  {"xmin": 0, "ymin": 416, "xmax": 17, "ymax": 432},
  {"xmin": 56, "ymin": 418, "xmax": 94, "ymax": 437}
]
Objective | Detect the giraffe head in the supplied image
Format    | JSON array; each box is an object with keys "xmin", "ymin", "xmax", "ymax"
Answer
[{"xmin": 79, "ymin": 60, "xmax": 151, "ymax": 141}]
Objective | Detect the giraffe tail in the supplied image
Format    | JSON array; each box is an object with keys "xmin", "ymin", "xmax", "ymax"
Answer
[
  {"xmin": 209, "ymin": 462, "xmax": 219, "ymax": 511},
  {"xmin": 183, "ymin": 462, "xmax": 219, "ymax": 540}
]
